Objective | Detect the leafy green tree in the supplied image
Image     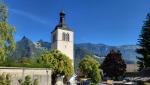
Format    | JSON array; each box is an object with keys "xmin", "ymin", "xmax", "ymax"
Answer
[
  {"xmin": 78, "ymin": 55, "xmax": 102, "ymax": 84},
  {"xmin": 51, "ymin": 50, "xmax": 73, "ymax": 85},
  {"xmin": 136, "ymin": 13, "xmax": 150, "ymax": 71},
  {"xmin": 37, "ymin": 51, "xmax": 56, "ymax": 68},
  {"xmin": 18, "ymin": 57, "xmax": 33, "ymax": 66},
  {"xmin": 37, "ymin": 50, "xmax": 73, "ymax": 85},
  {"xmin": 0, "ymin": 0, "xmax": 16, "ymax": 62},
  {"xmin": 74, "ymin": 47, "xmax": 93, "ymax": 72},
  {"xmin": 101, "ymin": 50, "xmax": 126, "ymax": 80},
  {"xmin": 0, "ymin": 0, "xmax": 7, "ymax": 22}
]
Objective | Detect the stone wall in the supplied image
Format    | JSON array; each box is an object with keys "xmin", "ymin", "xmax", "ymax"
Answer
[
  {"xmin": 0, "ymin": 67, "xmax": 52, "ymax": 85},
  {"xmin": 126, "ymin": 64, "xmax": 138, "ymax": 72}
]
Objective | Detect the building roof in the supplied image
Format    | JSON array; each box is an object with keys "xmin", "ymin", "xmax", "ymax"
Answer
[{"xmin": 52, "ymin": 11, "xmax": 72, "ymax": 33}]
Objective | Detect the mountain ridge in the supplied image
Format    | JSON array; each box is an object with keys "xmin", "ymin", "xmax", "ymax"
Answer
[{"xmin": 11, "ymin": 37, "xmax": 140, "ymax": 65}]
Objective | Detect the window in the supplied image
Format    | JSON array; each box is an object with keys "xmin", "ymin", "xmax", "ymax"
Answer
[
  {"xmin": 62, "ymin": 32, "xmax": 66, "ymax": 41},
  {"xmin": 66, "ymin": 33, "xmax": 70, "ymax": 41},
  {"xmin": 62, "ymin": 32, "xmax": 70, "ymax": 41}
]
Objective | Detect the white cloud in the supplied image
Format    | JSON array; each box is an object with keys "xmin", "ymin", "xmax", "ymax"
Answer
[{"xmin": 9, "ymin": 8, "xmax": 49, "ymax": 25}]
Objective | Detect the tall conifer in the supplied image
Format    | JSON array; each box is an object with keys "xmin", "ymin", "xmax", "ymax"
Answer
[{"xmin": 137, "ymin": 13, "xmax": 150, "ymax": 71}]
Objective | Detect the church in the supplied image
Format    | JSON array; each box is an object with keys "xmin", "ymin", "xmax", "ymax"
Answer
[
  {"xmin": 0, "ymin": 11, "xmax": 74, "ymax": 85},
  {"xmin": 51, "ymin": 11, "xmax": 74, "ymax": 66}
]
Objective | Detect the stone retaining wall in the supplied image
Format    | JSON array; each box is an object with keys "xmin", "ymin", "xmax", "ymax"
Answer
[{"xmin": 0, "ymin": 67, "xmax": 52, "ymax": 85}]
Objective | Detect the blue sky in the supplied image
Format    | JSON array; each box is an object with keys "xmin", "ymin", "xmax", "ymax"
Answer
[{"xmin": 5, "ymin": 0, "xmax": 150, "ymax": 45}]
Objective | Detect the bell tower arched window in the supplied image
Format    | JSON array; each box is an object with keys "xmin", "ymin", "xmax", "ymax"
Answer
[
  {"xmin": 66, "ymin": 33, "xmax": 70, "ymax": 41},
  {"xmin": 62, "ymin": 32, "xmax": 70, "ymax": 41},
  {"xmin": 62, "ymin": 32, "xmax": 66, "ymax": 41}
]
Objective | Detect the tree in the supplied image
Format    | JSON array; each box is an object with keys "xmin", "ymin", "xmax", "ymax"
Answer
[
  {"xmin": 37, "ymin": 50, "xmax": 56, "ymax": 68},
  {"xmin": 78, "ymin": 55, "xmax": 102, "ymax": 84},
  {"xmin": 101, "ymin": 50, "xmax": 126, "ymax": 80},
  {"xmin": 0, "ymin": 0, "xmax": 16, "ymax": 62},
  {"xmin": 37, "ymin": 50, "xmax": 73, "ymax": 85},
  {"xmin": 50, "ymin": 50, "xmax": 73, "ymax": 85},
  {"xmin": 136, "ymin": 13, "xmax": 150, "ymax": 71},
  {"xmin": 18, "ymin": 57, "xmax": 33, "ymax": 67}
]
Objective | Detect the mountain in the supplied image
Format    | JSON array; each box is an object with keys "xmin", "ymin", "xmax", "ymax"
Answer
[
  {"xmin": 76, "ymin": 43, "xmax": 116, "ymax": 57},
  {"xmin": 11, "ymin": 37, "xmax": 140, "ymax": 67},
  {"xmin": 76, "ymin": 43, "xmax": 140, "ymax": 62},
  {"xmin": 35, "ymin": 40, "xmax": 51, "ymax": 50},
  {"xmin": 74, "ymin": 46, "xmax": 93, "ymax": 69},
  {"xmin": 12, "ymin": 36, "xmax": 43, "ymax": 59}
]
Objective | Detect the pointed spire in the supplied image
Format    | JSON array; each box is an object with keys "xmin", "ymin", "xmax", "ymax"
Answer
[
  {"xmin": 59, "ymin": 10, "xmax": 65, "ymax": 25},
  {"xmin": 51, "ymin": 10, "xmax": 72, "ymax": 33}
]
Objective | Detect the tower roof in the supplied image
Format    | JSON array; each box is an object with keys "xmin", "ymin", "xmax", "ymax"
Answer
[{"xmin": 52, "ymin": 11, "xmax": 72, "ymax": 32}]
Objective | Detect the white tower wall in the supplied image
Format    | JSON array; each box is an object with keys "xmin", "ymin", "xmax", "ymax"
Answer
[
  {"xmin": 51, "ymin": 29, "xmax": 74, "ymax": 61},
  {"xmin": 51, "ymin": 11, "xmax": 74, "ymax": 66}
]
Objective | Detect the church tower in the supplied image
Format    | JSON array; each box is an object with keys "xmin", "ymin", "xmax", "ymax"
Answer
[{"xmin": 51, "ymin": 11, "xmax": 74, "ymax": 65}]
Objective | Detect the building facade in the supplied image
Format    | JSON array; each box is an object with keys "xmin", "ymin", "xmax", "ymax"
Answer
[{"xmin": 51, "ymin": 11, "xmax": 74, "ymax": 65}]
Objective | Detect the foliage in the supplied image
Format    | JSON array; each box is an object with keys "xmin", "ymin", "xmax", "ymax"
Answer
[
  {"xmin": 0, "ymin": 49, "xmax": 73, "ymax": 85},
  {"xmin": 78, "ymin": 55, "xmax": 102, "ymax": 84},
  {"xmin": 0, "ymin": 0, "xmax": 16, "ymax": 62},
  {"xmin": 0, "ymin": 0, "xmax": 7, "ymax": 22},
  {"xmin": 0, "ymin": 49, "xmax": 73, "ymax": 73},
  {"xmin": 24, "ymin": 75, "xmax": 31, "ymax": 85},
  {"xmin": 50, "ymin": 49, "xmax": 73, "ymax": 77},
  {"xmin": 136, "ymin": 13, "xmax": 150, "ymax": 71},
  {"xmin": 0, "ymin": 56, "xmax": 45, "ymax": 68},
  {"xmin": 33, "ymin": 79, "xmax": 38, "ymax": 85},
  {"xmin": 74, "ymin": 47, "xmax": 92, "ymax": 72},
  {"xmin": 18, "ymin": 75, "xmax": 38, "ymax": 85},
  {"xmin": 0, "ymin": 73, "xmax": 11, "ymax": 85},
  {"xmin": 90, "ymin": 83, "xmax": 96, "ymax": 85},
  {"xmin": 36, "ymin": 49, "xmax": 73, "ymax": 84},
  {"xmin": 37, "ymin": 50, "xmax": 55, "ymax": 68},
  {"xmin": 18, "ymin": 57, "xmax": 33, "ymax": 67},
  {"xmin": 101, "ymin": 50, "xmax": 126, "ymax": 80},
  {"xmin": 40, "ymin": 50, "xmax": 73, "ymax": 85}
]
